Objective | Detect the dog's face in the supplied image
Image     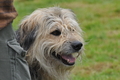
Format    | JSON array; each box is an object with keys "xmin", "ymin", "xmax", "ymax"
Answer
[
  {"xmin": 18, "ymin": 7, "xmax": 84, "ymax": 68},
  {"xmin": 43, "ymin": 21, "xmax": 83, "ymax": 66}
]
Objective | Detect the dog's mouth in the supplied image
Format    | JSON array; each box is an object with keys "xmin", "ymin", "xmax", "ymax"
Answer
[{"xmin": 52, "ymin": 52, "xmax": 76, "ymax": 66}]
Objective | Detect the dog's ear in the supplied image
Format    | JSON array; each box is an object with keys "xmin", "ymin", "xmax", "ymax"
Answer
[
  {"xmin": 16, "ymin": 20, "xmax": 37, "ymax": 50},
  {"xmin": 23, "ymin": 28, "xmax": 36, "ymax": 50}
]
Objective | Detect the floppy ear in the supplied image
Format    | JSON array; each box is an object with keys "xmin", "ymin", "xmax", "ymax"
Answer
[{"xmin": 16, "ymin": 20, "xmax": 37, "ymax": 50}]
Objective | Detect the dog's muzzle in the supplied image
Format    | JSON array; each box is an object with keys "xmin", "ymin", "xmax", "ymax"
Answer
[{"xmin": 52, "ymin": 41, "xmax": 83, "ymax": 66}]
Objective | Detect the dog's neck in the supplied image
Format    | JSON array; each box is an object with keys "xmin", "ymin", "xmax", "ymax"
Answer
[
  {"xmin": 38, "ymin": 67, "xmax": 70, "ymax": 80},
  {"xmin": 29, "ymin": 59, "xmax": 72, "ymax": 80}
]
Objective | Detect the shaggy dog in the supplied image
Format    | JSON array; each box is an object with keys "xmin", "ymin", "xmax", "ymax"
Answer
[{"xmin": 16, "ymin": 7, "xmax": 84, "ymax": 80}]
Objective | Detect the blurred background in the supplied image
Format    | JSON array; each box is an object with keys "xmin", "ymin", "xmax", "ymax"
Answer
[{"xmin": 13, "ymin": 0, "xmax": 120, "ymax": 80}]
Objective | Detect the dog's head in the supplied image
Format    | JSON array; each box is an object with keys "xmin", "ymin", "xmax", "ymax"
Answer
[{"xmin": 17, "ymin": 7, "xmax": 84, "ymax": 78}]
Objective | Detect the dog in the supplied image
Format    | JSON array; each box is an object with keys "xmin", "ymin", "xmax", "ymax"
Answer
[{"xmin": 16, "ymin": 7, "xmax": 84, "ymax": 80}]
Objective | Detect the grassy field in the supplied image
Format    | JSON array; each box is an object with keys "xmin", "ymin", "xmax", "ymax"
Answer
[{"xmin": 14, "ymin": 0, "xmax": 120, "ymax": 80}]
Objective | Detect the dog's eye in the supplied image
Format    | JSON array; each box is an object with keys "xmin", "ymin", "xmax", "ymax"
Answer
[{"xmin": 50, "ymin": 30, "xmax": 61, "ymax": 36}]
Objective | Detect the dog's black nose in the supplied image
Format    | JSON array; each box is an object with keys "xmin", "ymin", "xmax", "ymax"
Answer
[{"xmin": 71, "ymin": 41, "xmax": 83, "ymax": 51}]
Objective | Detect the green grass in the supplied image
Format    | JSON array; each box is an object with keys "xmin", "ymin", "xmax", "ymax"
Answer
[{"xmin": 14, "ymin": 0, "xmax": 120, "ymax": 80}]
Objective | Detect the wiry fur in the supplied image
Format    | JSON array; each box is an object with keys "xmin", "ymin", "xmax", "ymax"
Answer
[{"xmin": 16, "ymin": 7, "xmax": 84, "ymax": 80}]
